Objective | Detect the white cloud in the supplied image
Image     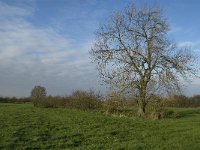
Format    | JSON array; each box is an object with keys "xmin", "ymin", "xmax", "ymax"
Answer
[
  {"xmin": 178, "ymin": 40, "xmax": 200, "ymax": 47},
  {"xmin": 0, "ymin": 1, "xmax": 100, "ymax": 97},
  {"xmin": 169, "ymin": 26, "xmax": 183, "ymax": 34},
  {"xmin": 178, "ymin": 41, "xmax": 194, "ymax": 47},
  {"xmin": 0, "ymin": 1, "xmax": 32, "ymax": 18}
]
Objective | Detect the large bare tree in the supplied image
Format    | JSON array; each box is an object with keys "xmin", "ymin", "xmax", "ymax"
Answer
[{"xmin": 90, "ymin": 4, "xmax": 196, "ymax": 116}]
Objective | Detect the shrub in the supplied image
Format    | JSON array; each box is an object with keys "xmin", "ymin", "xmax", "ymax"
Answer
[
  {"xmin": 146, "ymin": 95, "xmax": 180, "ymax": 119},
  {"xmin": 147, "ymin": 95, "xmax": 164, "ymax": 113},
  {"xmin": 69, "ymin": 90, "xmax": 103, "ymax": 111},
  {"xmin": 33, "ymin": 96, "xmax": 70, "ymax": 108},
  {"xmin": 103, "ymin": 92, "xmax": 127, "ymax": 115},
  {"xmin": 164, "ymin": 95, "xmax": 200, "ymax": 108},
  {"xmin": 32, "ymin": 89, "xmax": 103, "ymax": 110},
  {"xmin": 104, "ymin": 99, "xmax": 124, "ymax": 114},
  {"xmin": 149, "ymin": 109, "xmax": 181, "ymax": 120}
]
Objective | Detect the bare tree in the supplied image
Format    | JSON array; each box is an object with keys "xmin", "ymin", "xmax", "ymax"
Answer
[
  {"xmin": 90, "ymin": 4, "xmax": 196, "ymax": 116},
  {"xmin": 31, "ymin": 85, "xmax": 47, "ymax": 99}
]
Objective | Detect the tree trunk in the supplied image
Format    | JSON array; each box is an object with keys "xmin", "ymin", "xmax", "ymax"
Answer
[
  {"xmin": 137, "ymin": 103, "xmax": 146, "ymax": 117},
  {"xmin": 137, "ymin": 78, "xmax": 148, "ymax": 117}
]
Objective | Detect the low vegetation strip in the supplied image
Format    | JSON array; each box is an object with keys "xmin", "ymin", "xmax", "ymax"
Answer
[{"xmin": 0, "ymin": 103, "xmax": 200, "ymax": 149}]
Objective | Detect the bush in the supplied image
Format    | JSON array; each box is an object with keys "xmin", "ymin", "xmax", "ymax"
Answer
[
  {"xmin": 33, "ymin": 96, "xmax": 70, "ymax": 108},
  {"xmin": 164, "ymin": 95, "xmax": 200, "ymax": 108},
  {"xmin": 147, "ymin": 95, "xmax": 164, "ymax": 113},
  {"xmin": 162, "ymin": 109, "xmax": 181, "ymax": 118},
  {"xmin": 149, "ymin": 109, "xmax": 181, "ymax": 120},
  {"xmin": 32, "ymin": 90, "xmax": 103, "ymax": 110},
  {"xmin": 103, "ymin": 92, "xmax": 128, "ymax": 115},
  {"xmin": 69, "ymin": 90, "xmax": 103, "ymax": 111},
  {"xmin": 104, "ymin": 99, "xmax": 125, "ymax": 114},
  {"xmin": 147, "ymin": 95, "xmax": 181, "ymax": 119}
]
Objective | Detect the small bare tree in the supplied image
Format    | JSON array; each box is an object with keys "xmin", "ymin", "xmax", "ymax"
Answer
[
  {"xmin": 31, "ymin": 85, "xmax": 47, "ymax": 99},
  {"xmin": 90, "ymin": 4, "xmax": 196, "ymax": 116}
]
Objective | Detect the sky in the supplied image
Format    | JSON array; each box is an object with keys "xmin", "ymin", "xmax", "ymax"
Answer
[{"xmin": 0, "ymin": 0, "xmax": 200, "ymax": 97}]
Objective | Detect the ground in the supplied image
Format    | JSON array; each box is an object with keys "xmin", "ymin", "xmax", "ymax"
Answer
[{"xmin": 0, "ymin": 103, "xmax": 200, "ymax": 150}]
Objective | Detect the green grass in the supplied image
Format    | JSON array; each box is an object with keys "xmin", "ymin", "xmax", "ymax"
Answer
[{"xmin": 0, "ymin": 103, "xmax": 200, "ymax": 150}]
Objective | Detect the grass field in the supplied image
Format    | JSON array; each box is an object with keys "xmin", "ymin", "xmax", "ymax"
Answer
[{"xmin": 0, "ymin": 103, "xmax": 200, "ymax": 150}]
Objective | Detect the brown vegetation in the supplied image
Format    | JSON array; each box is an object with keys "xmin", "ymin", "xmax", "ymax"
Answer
[{"xmin": 1, "ymin": 90, "xmax": 200, "ymax": 120}]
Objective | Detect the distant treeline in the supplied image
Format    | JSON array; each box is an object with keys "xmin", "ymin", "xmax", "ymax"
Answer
[
  {"xmin": 0, "ymin": 97, "xmax": 31, "ymax": 103},
  {"xmin": 1, "ymin": 92, "xmax": 200, "ymax": 108},
  {"xmin": 164, "ymin": 95, "xmax": 200, "ymax": 108}
]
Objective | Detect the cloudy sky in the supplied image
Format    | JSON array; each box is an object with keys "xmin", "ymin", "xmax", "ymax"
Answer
[{"xmin": 0, "ymin": 0, "xmax": 200, "ymax": 97}]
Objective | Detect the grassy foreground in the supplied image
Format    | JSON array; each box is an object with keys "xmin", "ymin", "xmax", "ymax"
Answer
[{"xmin": 0, "ymin": 103, "xmax": 200, "ymax": 150}]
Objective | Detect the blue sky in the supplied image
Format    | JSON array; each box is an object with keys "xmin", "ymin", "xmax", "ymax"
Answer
[{"xmin": 0, "ymin": 0, "xmax": 200, "ymax": 97}]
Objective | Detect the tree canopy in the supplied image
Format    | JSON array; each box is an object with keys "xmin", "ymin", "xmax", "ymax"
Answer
[{"xmin": 90, "ymin": 4, "xmax": 196, "ymax": 116}]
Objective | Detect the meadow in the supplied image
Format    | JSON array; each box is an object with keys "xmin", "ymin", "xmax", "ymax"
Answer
[{"xmin": 0, "ymin": 103, "xmax": 200, "ymax": 150}]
